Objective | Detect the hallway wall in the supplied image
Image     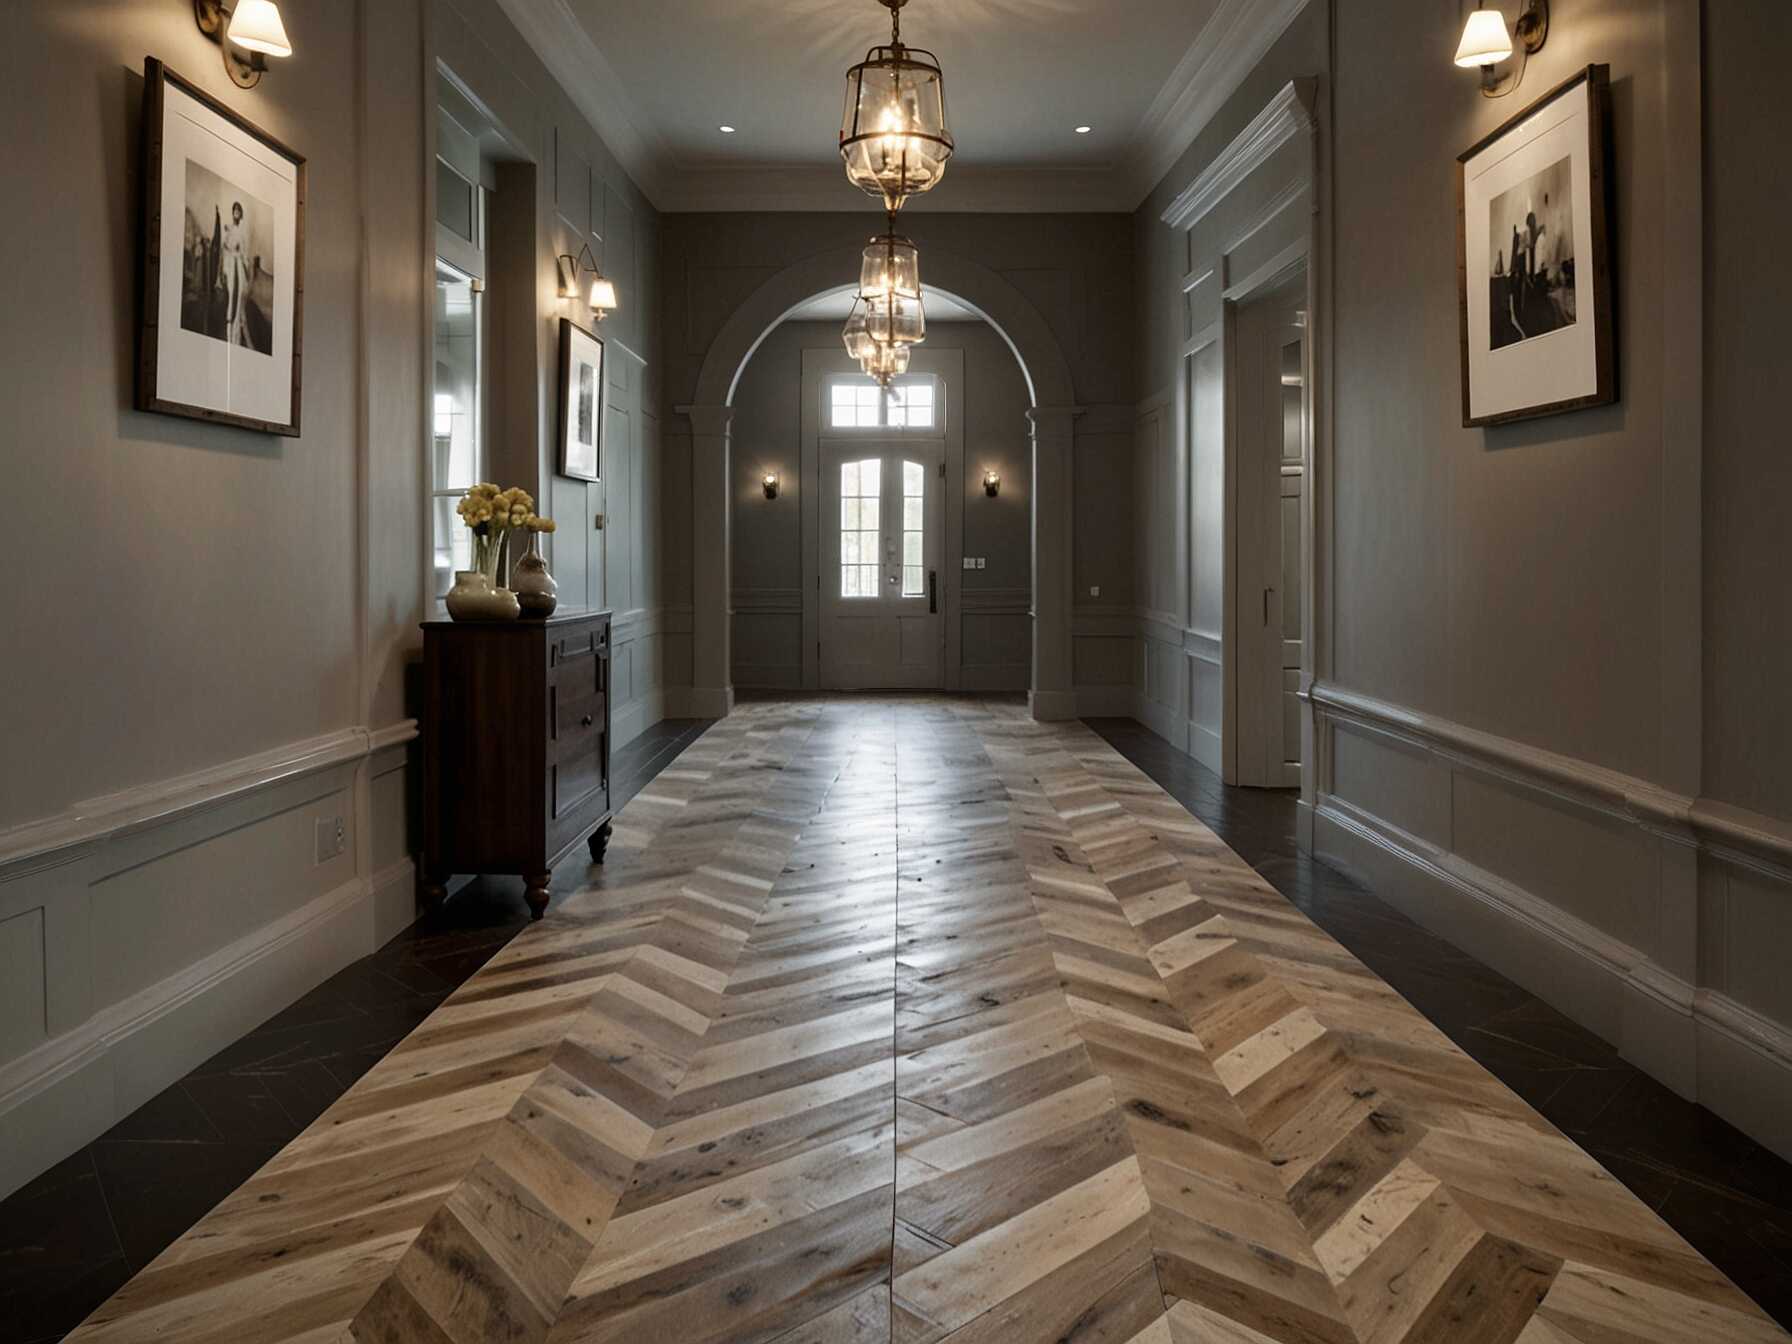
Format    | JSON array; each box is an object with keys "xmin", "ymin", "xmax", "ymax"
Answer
[
  {"xmin": 1312, "ymin": 0, "xmax": 1792, "ymax": 1158},
  {"xmin": 1125, "ymin": 0, "xmax": 1792, "ymax": 1160},
  {"xmin": 0, "ymin": 0, "xmax": 664, "ymax": 1200},
  {"xmin": 729, "ymin": 319, "xmax": 1034, "ymax": 690},
  {"xmin": 658, "ymin": 211, "xmax": 1137, "ymax": 710}
]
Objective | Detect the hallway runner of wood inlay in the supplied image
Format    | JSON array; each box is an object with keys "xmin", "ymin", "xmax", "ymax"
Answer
[{"xmin": 64, "ymin": 699, "xmax": 1789, "ymax": 1344}]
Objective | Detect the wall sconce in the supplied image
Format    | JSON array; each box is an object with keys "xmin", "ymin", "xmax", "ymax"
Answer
[
  {"xmin": 194, "ymin": 0, "xmax": 292, "ymax": 89},
  {"xmin": 983, "ymin": 470, "xmax": 1001, "ymax": 498},
  {"xmin": 1454, "ymin": 1, "xmax": 1547, "ymax": 99},
  {"xmin": 762, "ymin": 472, "xmax": 781, "ymax": 500},
  {"xmin": 556, "ymin": 242, "xmax": 619, "ymax": 322}
]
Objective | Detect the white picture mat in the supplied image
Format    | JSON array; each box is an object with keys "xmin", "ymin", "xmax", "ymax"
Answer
[
  {"xmin": 1463, "ymin": 79, "xmax": 1596, "ymax": 421},
  {"xmin": 563, "ymin": 325, "xmax": 604, "ymax": 479},
  {"xmin": 154, "ymin": 79, "xmax": 297, "ymax": 425}
]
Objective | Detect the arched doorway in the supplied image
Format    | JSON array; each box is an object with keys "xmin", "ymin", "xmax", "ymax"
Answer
[{"xmin": 681, "ymin": 245, "xmax": 1080, "ymax": 720}]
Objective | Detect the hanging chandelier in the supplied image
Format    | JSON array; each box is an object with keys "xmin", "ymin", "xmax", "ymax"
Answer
[{"xmin": 839, "ymin": 0, "xmax": 954, "ymax": 212}]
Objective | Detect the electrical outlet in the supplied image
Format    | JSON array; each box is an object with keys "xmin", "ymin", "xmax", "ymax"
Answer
[
  {"xmin": 314, "ymin": 815, "xmax": 346, "ymax": 865},
  {"xmin": 1090, "ymin": 585, "xmax": 1101, "ymax": 597},
  {"xmin": 593, "ymin": 512, "xmax": 606, "ymax": 530}
]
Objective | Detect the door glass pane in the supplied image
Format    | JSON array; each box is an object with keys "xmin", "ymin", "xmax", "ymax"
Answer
[
  {"xmin": 901, "ymin": 459, "xmax": 924, "ymax": 597},
  {"xmin": 840, "ymin": 458, "xmax": 881, "ymax": 598}
]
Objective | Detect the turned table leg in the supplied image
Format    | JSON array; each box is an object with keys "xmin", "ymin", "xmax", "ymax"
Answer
[
  {"xmin": 524, "ymin": 871, "xmax": 551, "ymax": 921},
  {"xmin": 587, "ymin": 821, "xmax": 613, "ymax": 864}
]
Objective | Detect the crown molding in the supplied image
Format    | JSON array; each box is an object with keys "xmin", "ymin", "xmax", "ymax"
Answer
[
  {"xmin": 1127, "ymin": 0, "xmax": 1314, "ymax": 205},
  {"xmin": 1160, "ymin": 78, "xmax": 1316, "ymax": 229},
  {"xmin": 497, "ymin": 0, "xmax": 1312, "ymax": 215},
  {"xmin": 651, "ymin": 161, "xmax": 1138, "ymax": 214},
  {"xmin": 492, "ymin": 0, "xmax": 670, "ymax": 204}
]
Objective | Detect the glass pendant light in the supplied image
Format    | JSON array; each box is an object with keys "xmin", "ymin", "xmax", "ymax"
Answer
[
  {"xmin": 839, "ymin": 0, "xmax": 954, "ymax": 211},
  {"xmin": 861, "ymin": 340, "xmax": 911, "ymax": 385},
  {"xmin": 842, "ymin": 298, "xmax": 878, "ymax": 362},
  {"xmin": 864, "ymin": 290, "xmax": 926, "ymax": 348},
  {"xmin": 860, "ymin": 227, "xmax": 920, "ymax": 303}
]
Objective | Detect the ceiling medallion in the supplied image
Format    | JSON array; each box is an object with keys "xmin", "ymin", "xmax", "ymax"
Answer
[{"xmin": 838, "ymin": 0, "xmax": 952, "ymax": 383}]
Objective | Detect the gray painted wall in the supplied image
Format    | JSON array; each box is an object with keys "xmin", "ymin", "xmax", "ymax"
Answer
[
  {"xmin": 1125, "ymin": 0, "xmax": 1792, "ymax": 1160},
  {"xmin": 1703, "ymin": 2, "xmax": 1792, "ymax": 827},
  {"xmin": 657, "ymin": 210, "xmax": 1138, "ymax": 678},
  {"xmin": 728, "ymin": 319, "xmax": 1034, "ymax": 688},
  {"xmin": 0, "ymin": 0, "xmax": 666, "ymax": 1200}
]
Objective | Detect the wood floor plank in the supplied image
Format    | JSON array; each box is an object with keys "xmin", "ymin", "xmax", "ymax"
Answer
[{"xmin": 59, "ymin": 700, "xmax": 1789, "ymax": 1344}]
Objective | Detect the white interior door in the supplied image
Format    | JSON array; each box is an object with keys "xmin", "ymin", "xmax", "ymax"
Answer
[
  {"xmin": 1236, "ymin": 272, "xmax": 1307, "ymax": 787},
  {"xmin": 821, "ymin": 439, "xmax": 945, "ymax": 689}
]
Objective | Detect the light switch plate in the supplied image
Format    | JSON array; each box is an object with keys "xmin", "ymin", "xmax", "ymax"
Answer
[
  {"xmin": 1090, "ymin": 585, "xmax": 1100, "ymax": 597},
  {"xmin": 976, "ymin": 558, "xmax": 986, "ymax": 570},
  {"xmin": 961, "ymin": 557, "xmax": 974, "ymax": 570},
  {"xmin": 594, "ymin": 513, "xmax": 606, "ymax": 529}
]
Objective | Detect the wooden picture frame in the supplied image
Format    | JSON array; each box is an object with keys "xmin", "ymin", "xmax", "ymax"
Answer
[
  {"xmin": 139, "ymin": 58, "xmax": 306, "ymax": 436},
  {"xmin": 1457, "ymin": 64, "xmax": 1614, "ymax": 427},
  {"xmin": 557, "ymin": 316, "xmax": 605, "ymax": 482}
]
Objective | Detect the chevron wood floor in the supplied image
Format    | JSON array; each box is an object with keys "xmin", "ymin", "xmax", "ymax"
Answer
[{"xmin": 64, "ymin": 699, "xmax": 1790, "ymax": 1344}]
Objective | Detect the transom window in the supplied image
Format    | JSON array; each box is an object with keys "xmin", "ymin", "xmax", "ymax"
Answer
[
  {"xmin": 826, "ymin": 374, "xmax": 938, "ymax": 431},
  {"xmin": 839, "ymin": 459, "xmax": 881, "ymax": 597}
]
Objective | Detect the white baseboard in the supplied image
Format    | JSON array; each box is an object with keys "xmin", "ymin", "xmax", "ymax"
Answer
[{"xmin": 0, "ymin": 868, "xmax": 388, "ymax": 1200}]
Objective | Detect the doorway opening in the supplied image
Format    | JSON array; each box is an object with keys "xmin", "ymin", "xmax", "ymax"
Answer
[{"xmin": 1232, "ymin": 265, "xmax": 1308, "ymax": 788}]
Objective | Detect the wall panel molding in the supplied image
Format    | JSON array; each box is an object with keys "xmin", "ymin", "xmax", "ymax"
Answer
[
  {"xmin": 1161, "ymin": 78, "xmax": 1318, "ymax": 230},
  {"xmin": 1309, "ymin": 680, "xmax": 1792, "ymax": 1162}
]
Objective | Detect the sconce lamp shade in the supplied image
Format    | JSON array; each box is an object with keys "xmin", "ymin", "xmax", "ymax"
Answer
[
  {"xmin": 1454, "ymin": 9, "xmax": 1513, "ymax": 66},
  {"xmin": 983, "ymin": 471, "xmax": 1000, "ymax": 497},
  {"xmin": 840, "ymin": 45, "xmax": 954, "ymax": 209},
  {"xmin": 228, "ymin": 0, "xmax": 293, "ymax": 56},
  {"xmin": 762, "ymin": 472, "xmax": 780, "ymax": 499},
  {"xmin": 861, "ymin": 231, "xmax": 920, "ymax": 303},
  {"xmin": 590, "ymin": 276, "xmax": 618, "ymax": 315}
]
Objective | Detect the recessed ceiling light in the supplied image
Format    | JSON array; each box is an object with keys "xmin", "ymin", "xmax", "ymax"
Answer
[
  {"xmin": 719, "ymin": 124, "xmax": 736, "ymax": 133},
  {"xmin": 1074, "ymin": 125, "xmax": 1092, "ymax": 134}
]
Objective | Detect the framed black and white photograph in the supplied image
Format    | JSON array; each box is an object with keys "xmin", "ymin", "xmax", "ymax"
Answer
[
  {"xmin": 557, "ymin": 316, "xmax": 604, "ymax": 481},
  {"xmin": 1457, "ymin": 64, "xmax": 1613, "ymax": 427},
  {"xmin": 139, "ymin": 58, "xmax": 305, "ymax": 435}
]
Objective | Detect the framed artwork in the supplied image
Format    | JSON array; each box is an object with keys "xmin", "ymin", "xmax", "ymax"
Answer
[
  {"xmin": 138, "ymin": 58, "xmax": 305, "ymax": 435},
  {"xmin": 1457, "ymin": 64, "xmax": 1613, "ymax": 427},
  {"xmin": 557, "ymin": 317, "xmax": 605, "ymax": 481}
]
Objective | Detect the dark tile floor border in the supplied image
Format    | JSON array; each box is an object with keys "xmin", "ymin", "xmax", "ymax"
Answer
[{"xmin": 1, "ymin": 706, "xmax": 1787, "ymax": 1341}]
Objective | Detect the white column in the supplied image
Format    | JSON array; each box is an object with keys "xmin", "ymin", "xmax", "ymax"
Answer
[
  {"xmin": 682, "ymin": 404, "xmax": 735, "ymax": 719},
  {"xmin": 1028, "ymin": 406, "xmax": 1080, "ymax": 721}
]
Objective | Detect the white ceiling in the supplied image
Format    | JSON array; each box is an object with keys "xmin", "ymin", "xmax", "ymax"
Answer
[{"xmin": 498, "ymin": 0, "xmax": 1314, "ymax": 211}]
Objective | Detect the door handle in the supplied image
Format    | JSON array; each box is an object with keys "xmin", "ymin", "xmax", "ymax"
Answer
[{"xmin": 928, "ymin": 569, "xmax": 938, "ymax": 614}]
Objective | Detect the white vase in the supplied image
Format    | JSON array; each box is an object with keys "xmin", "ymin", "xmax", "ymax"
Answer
[{"xmin": 445, "ymin": 570, "xmax": 520, "ymax": 621}]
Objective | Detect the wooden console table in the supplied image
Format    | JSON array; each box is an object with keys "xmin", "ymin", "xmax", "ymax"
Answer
[{"xmin": 420, "ymin": 609, "xmax": 613, "ymax": 919}]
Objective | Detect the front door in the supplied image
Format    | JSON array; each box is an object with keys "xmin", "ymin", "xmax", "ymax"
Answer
[
  {"xmin": 1235, "ymin": 269, "xmax": 1307, "ymax": 787},
  {"xmin": 821, "ymin": 439, "xmax": 945, "ymax": 689}
]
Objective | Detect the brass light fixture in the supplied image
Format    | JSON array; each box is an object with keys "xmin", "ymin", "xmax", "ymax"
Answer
[
  {"xmin": 983, "ymin": 470, "xmax": 1001, "ymax": 497},
  {"xmin": 1454, "ymin": 1, "xmax": 1548, "ymax": 98},
  {"xmin": 762, "ymin": 471, "xmax": 781, "ymax": 500},
  {"xmin": 839, "ymin": 0, "xmax": 954, "ymax": 212},
  {"xmin": 557, "ymin": 242, "xmax": 619, "ymax": 321},
  {"xmin": 193, "ymin": 0, "xmax": 292, "ymax": 89}
]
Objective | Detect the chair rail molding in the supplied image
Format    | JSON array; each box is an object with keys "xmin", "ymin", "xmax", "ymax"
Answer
[
  {"xmin": 1307, "ymin": 677, "xmax": 1792, "ymax": 1162},
  {"xmin": 0, "ymin": 720, "xmax": 419, "ymax": 880}
]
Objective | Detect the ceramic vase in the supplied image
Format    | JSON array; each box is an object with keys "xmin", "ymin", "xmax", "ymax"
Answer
[
  {"xmin": 445, "ymin": 570, "xmax": 521, "ymax": 622},
  {"xmin": 513, "ymin": 533, "xmax": 559, "ymax": 618}
]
